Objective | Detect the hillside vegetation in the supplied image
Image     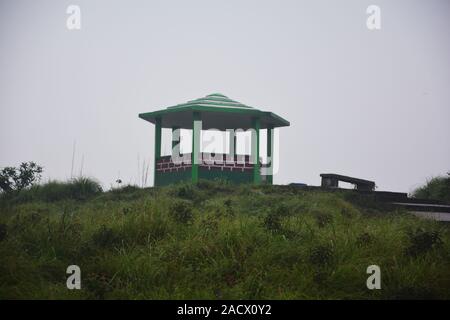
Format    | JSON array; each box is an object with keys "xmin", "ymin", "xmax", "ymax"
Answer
[
  {"xmin": 412, "ymin": 174, "xmax": 450, "ymax": 203},
  {"xmin": 0, "ymin": 179, "xmax": 449, "ymax": 299}
]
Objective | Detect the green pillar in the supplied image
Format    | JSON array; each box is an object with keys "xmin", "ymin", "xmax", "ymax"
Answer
[
  {"xmin": 251, "ymin": 117, "xmax": 261, "ymax": 184},
  {"xmin": 154, "ymin": 117, "xmax": 162, "ymax": 186},
  {"xmin": 233, "ymin": 131, "xmax": 237, "ymax": 156},
  {"xmin": 227, "ymin": 129, "xmax": 236, "ymax": 161},
  {"xmin": 172, "ymin": 126, "xmax": 180, "ymax": 159},
  {"xmin": 267, "ymin": 125, "xmax": 274, "ymax": 184},
  {"xmin": 191, "ymin": 112, "xmax": 201, "ymax": 183}
]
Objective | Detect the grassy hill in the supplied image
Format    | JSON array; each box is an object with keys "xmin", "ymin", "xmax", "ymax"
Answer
[{"xmin": 0, "ymin": 180, "xmax": 449, "ymax": 299}]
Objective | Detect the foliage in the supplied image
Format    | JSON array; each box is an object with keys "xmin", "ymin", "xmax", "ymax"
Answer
[
  {"xmin": 309, "ymin": 244, "xmax": 334, "ymax": 267},
  {"xmin": 0, "ymin": 180, "xmax": 449, "ymax": 300},
  {"xmin": 169, "ymin": 200, "xmax": 193, "ymax": 224},
  {"xmin": 0, "ymin": 162, "xmax": 43, "ymax": 193},
  {"xmin": 0, "ymin": 177, "xmax": 103, "ymax": 203},
  {"xmin": 405, "ymin": 228, "xmax": 442, "ymax": 257},
  {"xmin": 412, "ymin": 174, "xmax": 450, "ymax": 203}
]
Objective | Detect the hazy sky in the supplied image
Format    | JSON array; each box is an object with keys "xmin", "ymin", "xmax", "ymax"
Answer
[{"xmin": 1, "ymin": 0, "xmax": 449, "ymax": 193}]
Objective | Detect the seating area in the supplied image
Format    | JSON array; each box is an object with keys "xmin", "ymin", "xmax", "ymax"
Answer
[
  {"xmin": 139, "ymin": 93, "xmax": 290, "ymax": 185},
  {"xmin": 156, "ymin": 152, "xmax": 262, "ymax": 173}
]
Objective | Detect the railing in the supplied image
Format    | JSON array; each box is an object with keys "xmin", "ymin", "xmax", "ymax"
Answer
[{"xmin": 156, "ymin": 153, "xmax": 265, "ymax": 173}]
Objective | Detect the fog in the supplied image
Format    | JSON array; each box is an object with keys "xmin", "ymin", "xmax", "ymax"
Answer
[{"xmin": 1, "ymin": 0, "xmax": 449, "ymax": 193}]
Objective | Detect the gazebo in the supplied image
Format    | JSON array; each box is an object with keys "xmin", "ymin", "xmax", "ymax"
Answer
[{"xmin": 139, "ymin": 93, "xmax": 290, "ymax": 186}]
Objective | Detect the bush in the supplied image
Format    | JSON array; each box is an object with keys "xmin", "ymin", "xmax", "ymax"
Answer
[
  {"xmin": 412, "ymin": 174, "xmax": 450, "ymax": 203},
  {"xmin": 356, "ymin": 232, "xmax": 374, "ymax": 247},
  {"xmin": 4, "ymin": 177, "xmax": 103, "ymax": 203},
  {"xmin": 169, "ymin": 182, "xmax": 197, "ymax": 200},
  {"xmin": 92, "ymin": 226, "xmax": 122, "ymax": 249},
  {"xmin": 197, "ymin": 179, "xmax": 232, "ymax": 193},
  {"xmin": 405, "ymin": 228, "xmax": 442, "ymax": 257},
  {"xmin": 169, "ymin": 200, "xmax": 193, "ymax": 223},
  {"xmin": 273, "ymin": 203, "xmax": 292, "ymax": 217},
  {"xmin": 309, "ymin": 244, "xmax": 334, "ymax": 267},
  {"xmin": 314, "ymin": 211, "xmax": 333, "ymax": 228},
  {"xmin": 263, "ymin": 212, "xmax": 282, "ymax": 233},
  {"xmin": 223, "ymin": 198, "xmax": 235, "ymax": 217},
  {"xmin": 0, "ymin": 162, "xmax": 42, "ymax": 193},
  {"xmin": 69, "ymin": 177, "xmax": 103, "ymax": 200}
]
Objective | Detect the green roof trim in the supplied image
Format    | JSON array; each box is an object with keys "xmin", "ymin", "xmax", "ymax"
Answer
[
  {"xmin": 139, "ymin": 93, "xmax": 290, "ymax": 130},
  {"xmin": 167, "ymin": 93, "xmax": 253, "ymax": 110}
]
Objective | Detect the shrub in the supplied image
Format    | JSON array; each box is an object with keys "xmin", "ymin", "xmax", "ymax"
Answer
[
  {"xmin": 314, "ymin": 211, "xmax": 333, "ymax": 228},
  {"xmin": 313, "ymin": 271, "xmax": 329, "ymax": 284},
  {"xmin": 274, "ymin": 203, "xmax": 291, "ymax": 217},
  {"xmin": 412, "ymin": 174, "xmax": 450, "ymax": 203},
  {"xmin": 263, "ymin": 212, "xmax": 282, "ymax": 233},
  {"xmin": 0, "ymin": 162, "xmax": 43, "ymax": 193},
  {"xmin": 85, "ymin": 272, "xmax": 113, "ymax": 299},
  {"xmin": 223, "ymin": 198, "xmax": 235, "ymax": 217},
  {"xmin": 170, "ymin": 182, "xmax": 197, "ymax": 200},
  {"xmin": 10, "ymin": 177, "xmax": 103, "ymax": 203},
  {"xmin": 309, "ymin": 244, "xmax": 334, "ymax": 267},
  {"xmin": 356, "ymin": 232, "xmax": 374, "ymax": 247},
  {"xmin": 198, "ymin": 215, "xmax": 219, "ymax": 235},
  {"xmin": 197, "ymin": 178, "xmax": 232, "ymax": 193},
  {"xmin": 169, "ymin": 200, "xmax": 193, "ymax": 223},
  {"xmin": 101, "ymin": 184, "xmax": 147, "ymax": 202},
  {"xmin": 69, "ymin": 177, "xmax": 103, "ymax": 200},
  {"xmin": 405, "ymin": 228, "xmax": 442, "ymax": 257},
  {"xmin": 340, "ymin": 207, "xmax": 355, "ymax": 219},
  {"xmin": 91, "ymin": 226, "xmax": 122, "ymax": 248}
]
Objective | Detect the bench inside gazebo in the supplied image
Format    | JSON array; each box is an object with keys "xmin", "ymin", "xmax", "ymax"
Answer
[{"xmin": 139, "ymin": 93, "xmax": 290, "ymax": 186}]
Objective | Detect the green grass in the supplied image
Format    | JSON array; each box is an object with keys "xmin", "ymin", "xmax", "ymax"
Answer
[
  {"xmin": 1, "ymin": 177, "xmax": 103, "ymax": 204},
  {"xmin": 0, "ymin": 180, "xmax": 449, "ymax": 299}
]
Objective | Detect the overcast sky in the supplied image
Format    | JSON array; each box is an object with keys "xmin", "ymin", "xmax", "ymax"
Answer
[{"xmin": 1, "ymin": 0, "xmax": 449, "ymax": 193}]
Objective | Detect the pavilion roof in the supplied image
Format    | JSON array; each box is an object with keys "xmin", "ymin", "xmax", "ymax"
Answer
[{"xmin": 139, "ymin": 93, "xmax": 290, "ymax": 130}]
